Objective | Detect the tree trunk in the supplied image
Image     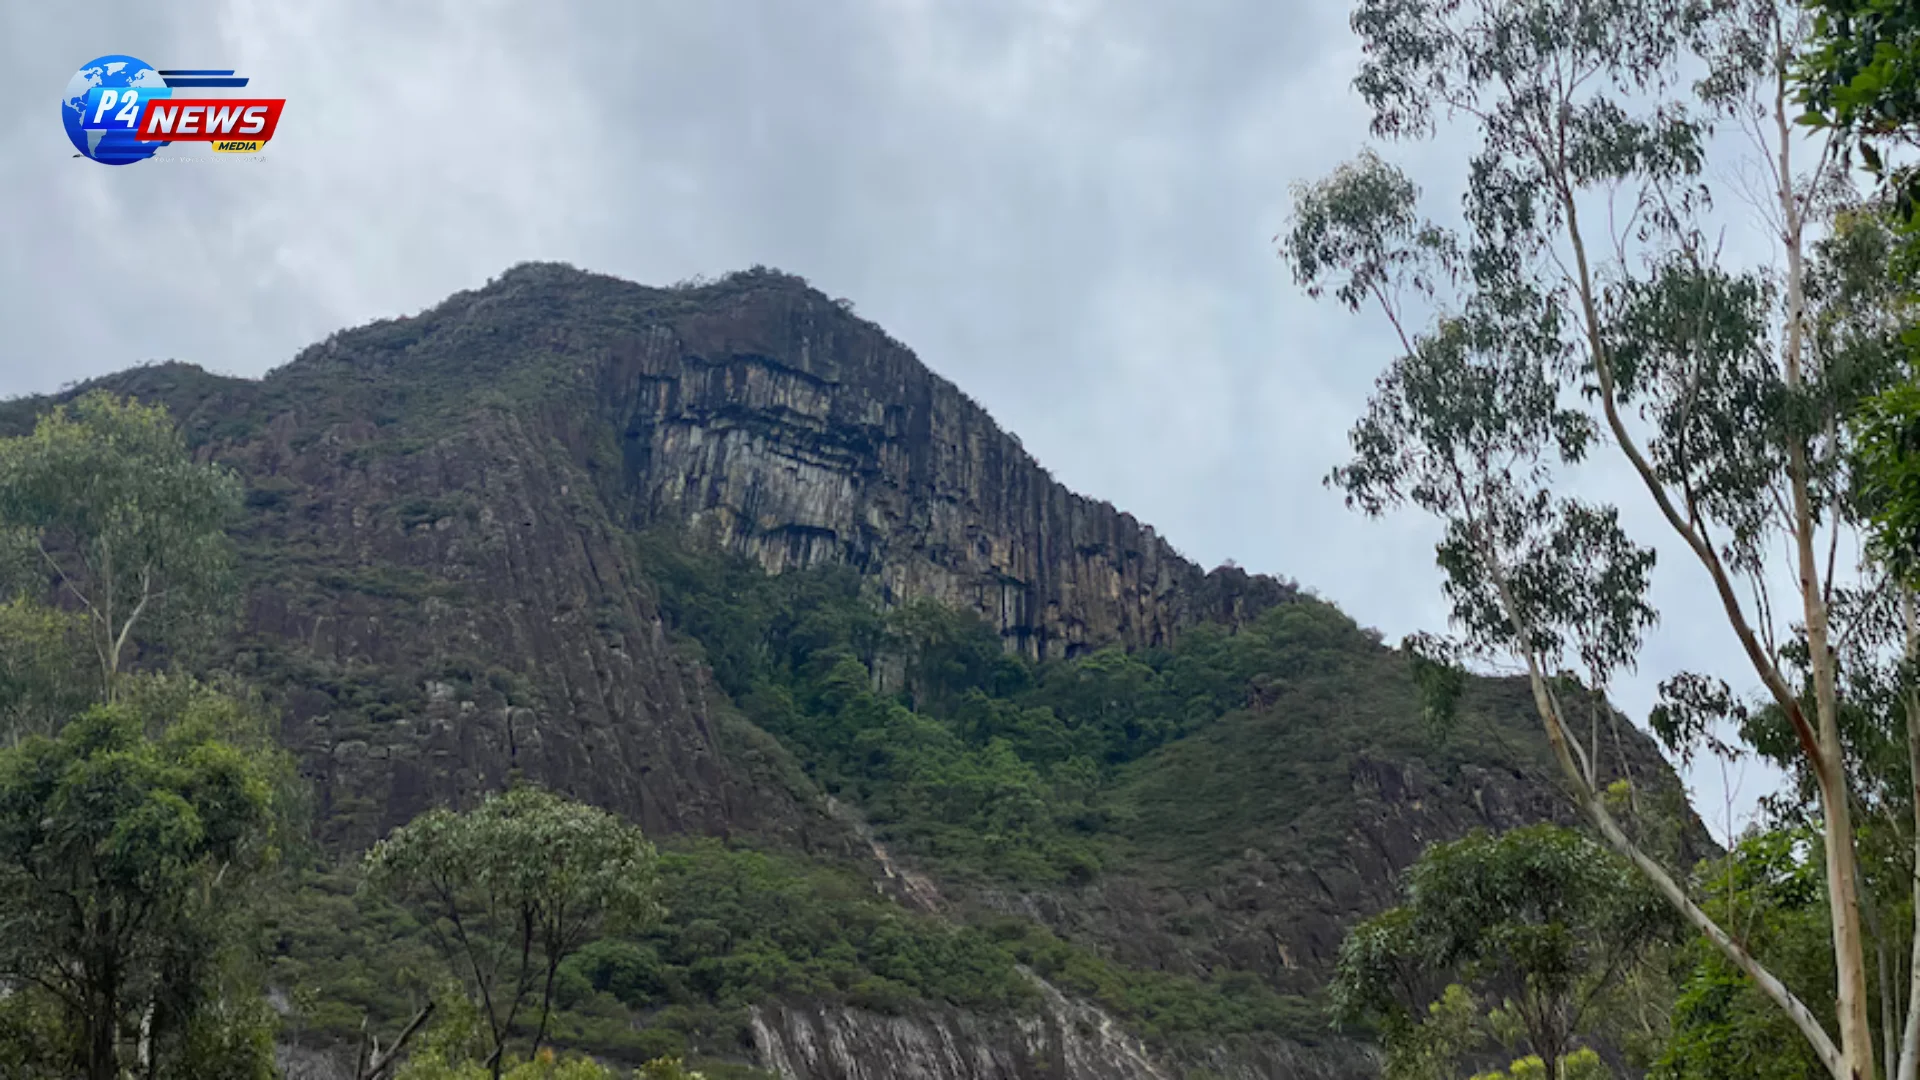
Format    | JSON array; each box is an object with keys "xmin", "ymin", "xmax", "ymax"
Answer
[
  {"xmin": 1896, "ymin": 589, "xmax": 1920, "ymax": 1080},
  {"xmin": 530, "ymin": 958, "xmax": 561, "ymax": 1064},
  {"xmin": 82, "ymin": 911, "xmax": 124, "ymax": 1080},
  {"xmin": 1805, "ymin": 555, "xmax": 1875, "ymax": 1076},
  {"xmin": 1820, "ymin": 745, "xmax": 1878, "ymax": 1080},
  {"xmin": 87, "ymin": 977, "xmax": 117, "ymax": 1080},
  {"xmin": 1769, "ymin": 10, "xmax": 1875, "ymax": 1062},
  {"xmin": 1876, "ymin": 909, "xmax": 1897, "ymax": 1080},
  {"xmin": 1475, "ymin": 531, "xmax": 1849, "ymax": 1078}
]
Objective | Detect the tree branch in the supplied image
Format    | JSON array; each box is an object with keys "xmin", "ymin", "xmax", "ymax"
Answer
[
  {"xmin": 107, "ymin": 563, "xmax": 156, "ymax": 686},
  {"xmin": 357, "ymin": 1001, "xmax": 435, "ymax": 1080},
  {"xmin": 1469, "ymin": 487, "xmax": 1846, "ymax": 1078},
  {"xmin": 1562, "ymin": 177, "xmax": 1829, "ymax": 781}
]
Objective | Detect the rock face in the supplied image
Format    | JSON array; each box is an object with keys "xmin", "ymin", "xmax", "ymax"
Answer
[
  {"xmin": 144, "ymin": 377, "xmax": 832, "ymax": 851},
  {"xmin": 747, "ymin": 977, "xmax": 1370, "ymax": 1080},
  {"xmin": 580, "ymin": 265, "xmax": 1297, "ymax": 660}
]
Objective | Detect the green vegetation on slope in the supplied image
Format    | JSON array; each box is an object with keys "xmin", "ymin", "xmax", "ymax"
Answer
[
  {"xmin": 256, "ymin": 522, "xmax": 1382, "ymax": 1065},
  {"xmin": 267, "ymin": 840, "xmax": 1028, "ymax": 1066},
  {"xmin": 267, "ymin": 835, "xmax": 1331, "ymax": 1065},
  {"xmin": 636, "ymin": 526, "xmax": 1561, "ymax": 883}
]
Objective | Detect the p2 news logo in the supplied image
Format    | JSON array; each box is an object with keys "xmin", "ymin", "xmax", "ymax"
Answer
[{"xmin": 61, "ymin": 55, "xmax": 286, "ymax": 166}]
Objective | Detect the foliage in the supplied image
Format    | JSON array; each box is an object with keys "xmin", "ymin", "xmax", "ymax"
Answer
[
  {"xmin": 1289, "ymin": 0, "xmax": 1920, "ymax": 1074},
  {"xmin": 588, "ymin": 840, "xmax": 1032, "ymax": 1015},
  {"xmin": 1470, "ymin": 1047, "xmax": 1614, "ymax": 1080},
  {"xmin": 1334, "ymin": 826, "xmax": 1679, "ymax": 1080},
  {"xmin": 637, "ymin": 527, "xmax": 1552, "ymax": 884},
  {"xmin": 0, "ymin": 675, "xmax": 286, "ymax": 1080},
  {"xmin": 989, "ymin": 918, "xmax": 1328, "ymax": 1045},
  {"xmin": 625, "ymin": 527, "xmax": 1602, "ymax": 1053},
  {"xmin": 1373, "ymin": 983, "xmax": 1493, "ymax": 1080},
  {"xmin": 639, "ymin": 530, "xmax": 1102, "ymax": 883},
  {"xmin": 0, "ymin": 391, "xmax": 243, "ymax": 699},
  {"xmin": 0, "ymin": 987, "xmax": 75, "ymax": 1080},
  {"xmin": 274, "ymin": 838, "xmax": 1031, "ymax": 1063},
  {"xmin": 393, "ymin": 1051, "xmax": 720, "ymax": 1080},
  {"xmin": 1652, "ymin": 829, "xmax": 1834, "ymax": 1080},
  {"xmin": 1799, "ymin": 0, "xmax": 1920, "ymax": 236},
  {"xmin": 268, "ymin": 829, "xmax": 1327, "ymax": 1067},
  {"xmin": 1854, "ymin": 378, "xmax": 1920, "ymax": 583},
  {"xmin": 636, "ymin": 1059, "xmax": 710, "ymax": 1080},
  {"xmin": 363, "ymin": 785, "xmax": 663, "ymax": 1077},
  {"xmin": 0, "ymin": 596, "xmax": 93, "ymax": 741},
  {"xmin": 397, "ymin": 1043, "xmax": 627, "ymax": 1080}
]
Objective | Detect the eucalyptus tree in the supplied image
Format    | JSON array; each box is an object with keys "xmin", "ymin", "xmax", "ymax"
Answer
[
  {"xmin": 363, "ymin": 786, "xmax": 662, "ymax": 1080},
  {"xmin": 1334, "ymin": 825, "xmax": 1678, "ymax": 1080},
  {"xmin": 1846, "ymin": 307, "xmax": 1920, "ymax": 1080},
  {"xmin": 0, "ymin": 391, "xmax": 242, "ymax": 703},
  {"xmin": 1812, "ymin": 21, "xmax": 1920, "ymax": 1071},
  {"xmin": 1284, "ymin": 2, "xmax": 1916, "ymax": 1078}
]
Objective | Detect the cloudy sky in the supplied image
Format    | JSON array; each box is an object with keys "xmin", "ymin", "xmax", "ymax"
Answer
[{"xmin": 4, "ymin": 0, "xmax": 1805, "ymax": 839}]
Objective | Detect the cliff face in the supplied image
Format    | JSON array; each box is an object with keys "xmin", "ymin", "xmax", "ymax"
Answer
[
  {"xmin": 581, "ymin": 266, "xmax": 1296, "ymax": 660},
  {"xmin": 222, "ymin": 397, "xmax": 829, "ymax": 851}
]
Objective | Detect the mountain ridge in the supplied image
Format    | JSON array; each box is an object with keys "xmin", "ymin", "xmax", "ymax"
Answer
[
  {"xmin": 0, "ymin": 263, "xmax": 1699, "ymax": 1080},
  {"xmin": 19, "ymin": 261, "xmax": 1301, "ymax": 663}
]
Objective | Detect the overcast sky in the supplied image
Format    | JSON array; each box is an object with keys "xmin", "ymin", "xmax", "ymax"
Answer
[{"xmin": 3, "ymin": 0, "xmax": 1800, "ymax": 840}]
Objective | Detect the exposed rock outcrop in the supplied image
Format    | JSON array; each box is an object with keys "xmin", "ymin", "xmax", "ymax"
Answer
[
  {"xmin": 747, "ymin": 977, "xmax": 1370, "ymax": 1080},
  {"xmin": 574, "ymin": 263, "xmax": 1299, "ymax": 659}
]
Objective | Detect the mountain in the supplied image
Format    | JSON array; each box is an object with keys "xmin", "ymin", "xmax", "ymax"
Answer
[{"xmin": 1, "ymin": 263, "xmax": 1702, "ymax": 1080}]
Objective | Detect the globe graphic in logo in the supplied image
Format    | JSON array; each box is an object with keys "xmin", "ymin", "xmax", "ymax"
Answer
[{"xmin": 62, "ymin": 55, "xmax": 172, "ymax": 165}]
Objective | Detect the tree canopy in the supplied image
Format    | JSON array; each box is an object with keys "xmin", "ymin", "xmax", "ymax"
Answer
[
  {"xmin": 1335, "ymin": 825, "xmax": 1678, "ymax": 1080},
  {"xmin": 1288, "ymin": 1, "xmax": 1920, "ymax": 1077},
  {"xmin": 0, "ymin": 391, "xmax": 242, "ymax": 700},
  {"xmin": 0, "ymin": 675, "xmax": 287, "ymax": 1080},
  {"xmin": 363, "ymin": 785, "xmax": 663, "ymax": 1080}
]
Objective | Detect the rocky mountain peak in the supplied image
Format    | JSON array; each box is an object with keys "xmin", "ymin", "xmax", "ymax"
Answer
[{"xmin": 272, "ymin": 261, "xmax": 1303, "ymax": 660}]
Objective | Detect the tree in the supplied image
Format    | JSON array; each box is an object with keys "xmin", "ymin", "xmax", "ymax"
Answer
[
  {"xmin": 1799, "ymin": 0, "xmax": 1920, "ymax": 238},
  {"xmin": 0, "ymin": 391, "xmax": 243, "ymax": 702},
  {"xmin": 383, "ymin": 987, "xmax": 631, "ymax": 1080},
  {"xmin": 1285, "ymin": 3, "xmax": 1918, "ymax": 1077},
  {"xmin": 0, "ymin": 596, "xmax": 92, "ymax": 743},
  {"xmin": 363, "ymin": 786, "xmax": 663, "ymax": 1080},
  {"xmin": 1334, "ymin": 825, "xmax": 1677, "ymax": 1080},
  {"xmin": 1817, "ymin": 20, "xmax": 1920, "ymax": 1070},
  {"xmin": 0, "ymin": 675, "xmax": 285, "ymax": 1080}
]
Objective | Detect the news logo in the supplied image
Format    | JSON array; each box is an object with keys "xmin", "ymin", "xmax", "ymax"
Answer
[{"xmin": 61, "ymin": 55, "xmax": 284, "ymax": 166}]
